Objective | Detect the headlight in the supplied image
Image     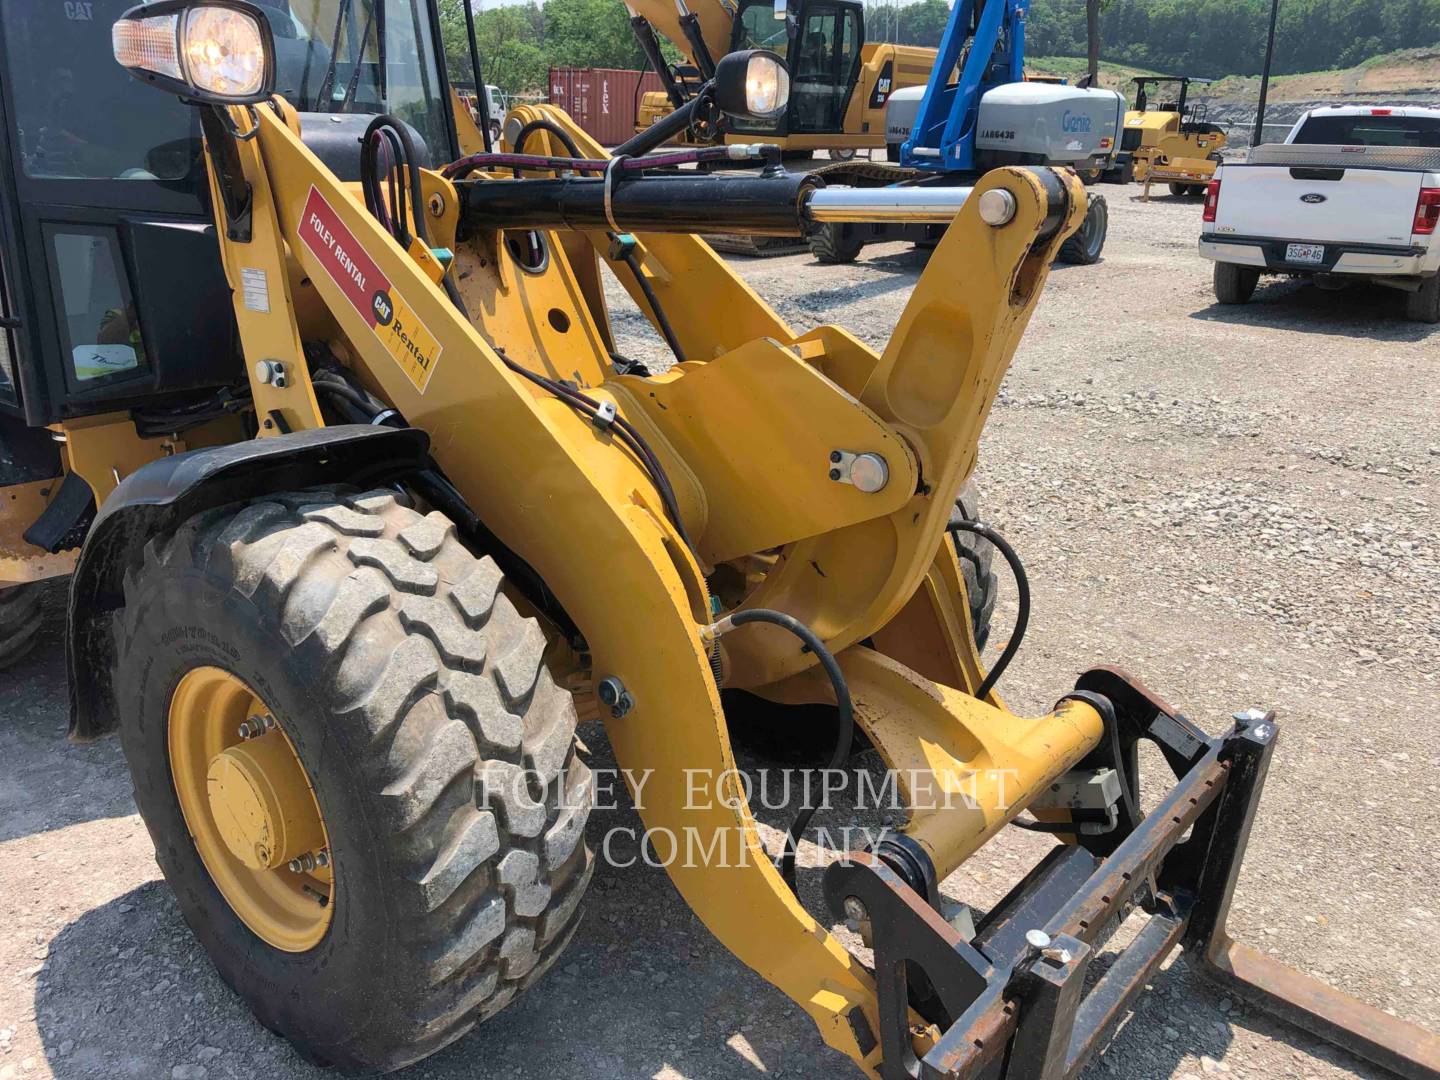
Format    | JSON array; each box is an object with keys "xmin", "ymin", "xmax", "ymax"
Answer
[
  {"xmin": 712, "ymin": 50, "xmax": 790, "ymax": 123},
  {"xmin": 113, "ymin": 1, "xmax": 274, "ymax": 105},
  {"xmin": 183, "ymin": 7, "xmax": 266, "ymax": 98},
  {"xmin": 743, "ymin": 54, "xmax": 789, "ymax": 119}
]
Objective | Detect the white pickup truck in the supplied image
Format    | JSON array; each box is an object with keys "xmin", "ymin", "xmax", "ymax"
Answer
[{"xmin": 1198, "ymin": 105, "xmax": 1440, "ymax": 322}]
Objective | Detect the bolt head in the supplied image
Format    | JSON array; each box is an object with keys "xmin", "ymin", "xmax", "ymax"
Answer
[
  {"xmin": 849, "ymin": 453, "xmax": 889, "ymax": 494},
  {"xmin": 1025, "ymin": 928, "xmax": 1051, "ymax": 950},
  {"xmin": 977, "ymin": 188, "xmax": 1018, "ymax": 227},
  {"xmin": 288, "ymin": 858, "xmax": 304, "ymax": 873}
]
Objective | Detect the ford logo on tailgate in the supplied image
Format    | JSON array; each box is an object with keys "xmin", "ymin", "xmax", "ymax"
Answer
[{"xmin": 1300, "ymin": 193, "xmax": 1327, "ymax": 204}]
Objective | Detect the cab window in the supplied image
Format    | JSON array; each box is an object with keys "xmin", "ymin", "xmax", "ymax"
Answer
[
  {"xmin": 735, "ymin": 0, "xmax": 789, "ymax": 52},
  {"xmin": 1, "ymin": 0, "xmax": 197, "ymax": 182}
]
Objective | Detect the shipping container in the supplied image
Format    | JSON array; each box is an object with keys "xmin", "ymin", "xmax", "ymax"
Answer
[{"xmin": 547, "ymin": 67, "xmax": 666, "ymax": 147}]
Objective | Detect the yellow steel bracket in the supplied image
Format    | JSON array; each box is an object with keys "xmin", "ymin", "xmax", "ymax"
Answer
[{"xmin": 727, "ymin": 168, "xmax": 1088, "ymax": 692}]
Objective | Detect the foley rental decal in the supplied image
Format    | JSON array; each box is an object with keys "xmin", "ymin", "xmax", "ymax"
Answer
[{"xmin": 298, "ymin": 186, "xmax": 442, "ymax": 393}]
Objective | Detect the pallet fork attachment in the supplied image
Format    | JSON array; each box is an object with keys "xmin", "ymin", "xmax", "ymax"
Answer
[{"xmin": 826, "ymin": 668, "xmax": 1440, "ymax": 1080}]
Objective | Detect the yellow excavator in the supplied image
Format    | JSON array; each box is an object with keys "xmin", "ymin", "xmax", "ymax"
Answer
[
  {"xmin": 0, "ymin": 2, "xmax": 1437, "ymax": 1079},
  {"xmin": 626, "ymin": 0, "xmax": 934, "ymax": 156}
]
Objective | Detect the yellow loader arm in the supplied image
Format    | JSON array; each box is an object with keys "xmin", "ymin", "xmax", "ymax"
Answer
[{"xmin": 214, "ymin": 95, "xmax": 1100, "ymax": 1071}]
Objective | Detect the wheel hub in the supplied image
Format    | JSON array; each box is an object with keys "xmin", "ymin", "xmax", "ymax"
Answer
[
  {"xmin": 168, "ymin": 667, "xmax": 334, "ymax": 951},
  {"xmin": 206, "ymin": 735, "xmax": 325, "ymax": 871}
]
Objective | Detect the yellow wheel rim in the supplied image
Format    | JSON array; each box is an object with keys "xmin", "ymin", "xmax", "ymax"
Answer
[{"xmin": 168, "ymin": 667, "xmax": 334, "ymax": 951}]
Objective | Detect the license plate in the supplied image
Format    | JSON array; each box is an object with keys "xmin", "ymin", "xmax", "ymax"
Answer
[{"xmin": 1285, "ymin": 243, "xmax": 1325, "ymax": 264}]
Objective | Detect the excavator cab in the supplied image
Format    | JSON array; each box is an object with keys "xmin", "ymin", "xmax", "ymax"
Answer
[{"xmin": 730, "ymin": 0, "xmax": 864, "ymax": 136}]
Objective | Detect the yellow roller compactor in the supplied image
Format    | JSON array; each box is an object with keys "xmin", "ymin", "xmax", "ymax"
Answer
[{"xmin": 0, "ymin": 3, "xmax": 1437, "ymax": 1078}]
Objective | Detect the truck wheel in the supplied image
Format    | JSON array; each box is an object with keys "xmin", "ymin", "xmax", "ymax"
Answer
[
  {"xmin": 0, "ymin": 582, "xmax": 45, "ymax": 669},
  {"xmin": 808, "ymin": 223, "xmax": 864, "ymax": 265},
  {"xmin": 114, "ymin": 489, "xmax": 593, "ymax": 1072},
  {"xmin": 1057, "ymin": 195, "xmax": 1107, "ymax": 266},
  {"xmin": 1214, "ymin": 261, "xmax": 1260, "ymax": 304},
  {"xmin": 1404, "ymin": 275, "xmax": 1440, "ymax": 324},
  {"xmin": 490, "ymin": 121, "xmax": 501, "ymax": 146}
]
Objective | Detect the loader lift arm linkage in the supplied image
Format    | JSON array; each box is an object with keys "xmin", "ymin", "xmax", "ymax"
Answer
[{"xmin": 70, "ymin": 6, "xmax": 1440, "ymax": 1079}]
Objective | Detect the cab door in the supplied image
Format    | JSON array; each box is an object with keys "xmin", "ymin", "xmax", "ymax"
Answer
[{"xmin": 787, "ymin": 1, "xmax": 862, "ymax": 134}]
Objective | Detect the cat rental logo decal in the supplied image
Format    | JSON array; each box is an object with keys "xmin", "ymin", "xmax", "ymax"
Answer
[{"xmin": 299, "ymin": 186, "xmax": 442, "ymax": 393}]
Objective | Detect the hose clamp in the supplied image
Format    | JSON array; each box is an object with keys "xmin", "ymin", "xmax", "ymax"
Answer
[{"xmin": 603, "ymin": 155, "xmax": 629, "ymax": 235}]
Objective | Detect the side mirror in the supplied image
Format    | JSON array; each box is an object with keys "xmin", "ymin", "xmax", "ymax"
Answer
[
  {"xmin": 772, "ymin": 0, "xmax": 788, "ymax": 19},
  {"xmin": 712, "ymin": 50, "xmax": 790, "ymax": 122},
  {"xmin": 113, "ymin": 0, "xmax": 275, "ymax": 105}
]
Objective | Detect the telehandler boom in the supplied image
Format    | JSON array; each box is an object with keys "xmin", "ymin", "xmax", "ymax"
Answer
[{"xmin": 0, "ymin": 2, "xmax": 1435, "ymax": 1078}]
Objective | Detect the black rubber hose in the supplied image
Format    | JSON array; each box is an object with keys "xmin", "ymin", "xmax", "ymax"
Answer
[
  {"xmin": 723, "ymin": 609, "xmax": 853, "ymax": 893},
  {"xmin": 622, "ymin": 250, "xmax": 685, "ymax": 364},
  {"xmin": 947, "ymin": 515, "xmax": 1029, "ymax": 700},
  {"xmin": 512, "ymin": 119, "xmax": 583, "ymax": 176}
]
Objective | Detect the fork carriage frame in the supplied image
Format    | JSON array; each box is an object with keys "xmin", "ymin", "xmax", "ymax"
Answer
[{"xmin": 827, "ymin": 668, "xmax": 1440, "ymax": 1080}]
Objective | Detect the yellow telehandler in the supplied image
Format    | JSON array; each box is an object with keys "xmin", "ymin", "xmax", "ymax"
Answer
[{"xmin": 0, "ymin": 2, "xmax": 1436, "ymax": 1078}]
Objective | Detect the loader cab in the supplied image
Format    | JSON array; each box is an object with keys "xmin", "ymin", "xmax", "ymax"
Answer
[
  {"xmin": 0, "ymin": 0, "xmax": 457, "ymax": 429},
  {"xmin": 729, "ymin": 0, "xmax": 863, "ymax": 135}
]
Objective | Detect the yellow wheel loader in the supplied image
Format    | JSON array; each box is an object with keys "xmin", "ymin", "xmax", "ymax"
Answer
[{"xmin": 1, "ymin": 3, "xmax": 1437, "ymax": 1078}]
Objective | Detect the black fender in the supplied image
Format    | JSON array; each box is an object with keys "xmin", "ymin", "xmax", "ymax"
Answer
[{"xmin": 67, "ymin": 425, "xmax": 430, "ymax": 740}]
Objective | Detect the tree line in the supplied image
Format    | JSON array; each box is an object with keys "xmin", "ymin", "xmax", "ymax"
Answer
[
  {"xmin": 1007, "ymin": 0, "xmax": 1432, "ymax": 77},
  {"xmin": 442, "ymin": 0, "xmax": 1439, "ymax": 96}
]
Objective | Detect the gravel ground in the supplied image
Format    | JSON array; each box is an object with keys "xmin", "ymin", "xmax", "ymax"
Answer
[{"xmin": 2, "ymin": 182, "xmax": 1437, "ymax": 1080}]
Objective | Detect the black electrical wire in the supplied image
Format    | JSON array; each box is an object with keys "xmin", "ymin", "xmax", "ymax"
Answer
[
  {"xmin": 717, "ymin": 609, "xmax": 853, "ymax": 894},
  {"xmin": 491, "ymin": 346, "xmax": 696, "ymax": 558},
  {"xmin": 947, "ymin": 514, "xmax": 1029, "ymax": 700}
]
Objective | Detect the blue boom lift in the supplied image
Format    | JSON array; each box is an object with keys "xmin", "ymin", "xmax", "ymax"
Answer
[{"xmin": 806, "ymin": 0, "xmax": 1125, "ymax": 264}]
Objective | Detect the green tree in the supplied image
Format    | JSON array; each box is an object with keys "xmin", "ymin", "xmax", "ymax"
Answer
[
  {"xmin": 543, "ymin": 0, "xmax": 650, "ymax": 68},
  {"xmin": 439, "ymin": 0, "xmax": 548, "ymax": 96}
]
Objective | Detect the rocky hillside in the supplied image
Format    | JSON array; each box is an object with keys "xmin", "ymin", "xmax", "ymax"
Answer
[{"xmin": 1029, "ymin": 48, "xmax": 1440, "ymax": 148}]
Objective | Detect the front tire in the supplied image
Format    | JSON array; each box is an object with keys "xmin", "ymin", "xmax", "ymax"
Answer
[
  {"xmin": 0, "ymin": 582, "xmax": 45, "ymax": 669},
  {"xmin": 115, "ymin": 488, "xmax": 593, "ymax": 1072},
  {"xmin": 1405, "ymin": 274, "xmax": 1440, "ymax": 323},
  {"xmin": 1214, "ymin": 261, "xmax": 1260, "ymax": 304},
  {"xmin": 808, "ymin": 222, "xmax": 864, "ymax": 264},
  {"xmin": 1057, "ymin": 195, "xmax": 1108, "ymax": 266}
]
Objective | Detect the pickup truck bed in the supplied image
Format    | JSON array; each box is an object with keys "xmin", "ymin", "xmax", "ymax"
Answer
[{"xmin": 1198, "ymin": 106, "xmax": 1440, "ymax": 322}]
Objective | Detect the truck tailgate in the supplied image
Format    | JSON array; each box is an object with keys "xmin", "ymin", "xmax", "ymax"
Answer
[{"xmin": 1216, "ymin": 146, "xmax": 1427, "ymax": 246}]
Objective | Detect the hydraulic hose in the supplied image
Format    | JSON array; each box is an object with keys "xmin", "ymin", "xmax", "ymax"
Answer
[
  {"xmin": 706, "ymin": 609, "xmax": 853, "ymax": 894},
  {"xmin": 946, "ymin": 513, "xmax": 1030, "ymax": 701}
]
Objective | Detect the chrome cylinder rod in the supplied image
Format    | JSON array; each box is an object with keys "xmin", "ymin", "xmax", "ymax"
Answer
[{"xmin": 803, "ymin": 185, "xmax": 975, "ymax": 224}]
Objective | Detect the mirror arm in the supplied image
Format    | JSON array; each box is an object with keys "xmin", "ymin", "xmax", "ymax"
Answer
[
  {"xmin": 611, "ymin": 84, "xmax": 714, "ymax": 158},
  {"xmin": 199, "ymin": 105, "xmax": 254, "ymax": 243}
]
